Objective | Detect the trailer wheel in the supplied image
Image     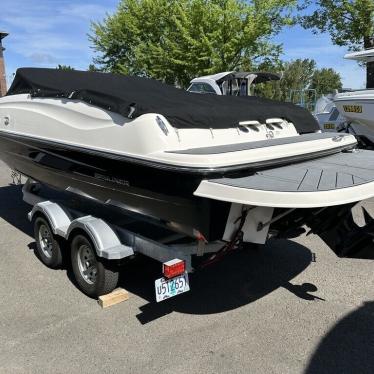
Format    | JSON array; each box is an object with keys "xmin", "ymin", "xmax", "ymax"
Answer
[
  {"xmin": 70, "ymin": 234, "xmax": 119, "ymax": 297},
  {"xmin": 33, "ymin": 216, "xmax": 63, "ymax": 268}
]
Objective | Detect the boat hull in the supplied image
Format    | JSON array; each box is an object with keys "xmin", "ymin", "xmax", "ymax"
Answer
[
  {"xmin": 0, "ymin": 131, "xmax": 230, "ymax": 240},
  {"xmin": 334, "ymin": 91, "xmax": 374, "ymax": 129}
]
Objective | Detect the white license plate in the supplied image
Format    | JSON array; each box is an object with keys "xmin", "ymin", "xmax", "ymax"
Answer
[{"xmin": 155, "ymin": 272, "xmax": 190, "ymax": 302}]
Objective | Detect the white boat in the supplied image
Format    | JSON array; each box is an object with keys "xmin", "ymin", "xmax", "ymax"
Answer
[
  {"xmin": 333, "ymin": 48, "xmax": 374, "ymax": 144},
  {"xmin": 314, "ymin": 92, "xmax": 347, "ymax": 132},
  {"xmin": 187, "ymin": 71, "xmax": 280, "ymax": 96},
  {"xmin": 1, "ymin": 68, "xmax": 374, "ymax": 265}
]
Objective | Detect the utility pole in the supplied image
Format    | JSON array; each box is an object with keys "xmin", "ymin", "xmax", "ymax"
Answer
[
  {"xmin": 364, "ymin": 35, "xmax": 374, "ymax": 89},
  {"xmin": 0, "ymin": 32, "xmax": 9, "ymax": 97}
]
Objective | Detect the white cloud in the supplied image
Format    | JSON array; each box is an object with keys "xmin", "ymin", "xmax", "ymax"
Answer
[
  {"xmin": 277, "ymin": 26, "xmax": 367, "ymax": 90},
  {"xmin": 11, "ymin": 32, "xmax": 88, "ymax": 55},
  {"xmin": 60, "ymin": 4, "xmax": 112, "ymax": 21},
  {"xmin": 1, "ymin": 0, "xmax": 369, "ymax": 90},
  {"xmin": 336, "ymin": 62, "xmax": 366, "ymax": 89},
  {"xmin": 28, "ymin": 52, "xmax": 58, "ymax": 64},
  {"xmin": 0, "ymin": 0, "xmax": 115, "ymax": 72},
  {"xmin": 283, "ymin": 45, "xmax": 343, "ymax": 59}
]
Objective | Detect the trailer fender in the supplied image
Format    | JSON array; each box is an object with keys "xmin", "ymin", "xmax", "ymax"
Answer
[
  {"xmin": 28, "ymin": 201, "xmax": 71, "ymax": 237},
  {"xmin": 67, "ymin": 216, "xmax": 134, "ymax": 260}
]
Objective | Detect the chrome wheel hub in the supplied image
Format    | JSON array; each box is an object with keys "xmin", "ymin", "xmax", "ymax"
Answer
[
  {"xmin": 38, "ymin": 224, "xmax": 53, "ymax": 259},
  {"xmin": 77, "ymin": 244, "xmax": 97, "ymax": 285}
]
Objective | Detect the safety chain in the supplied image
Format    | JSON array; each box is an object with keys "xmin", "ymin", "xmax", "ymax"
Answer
[{"xmin": 199, "ymin": 208, "xmax": 249, "ymax": 269}]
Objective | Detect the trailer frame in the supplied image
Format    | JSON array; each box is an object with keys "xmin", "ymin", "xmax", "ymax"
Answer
[{"xmin": 22, "ymin": 179, "xmax": 226, "ymax": 298}]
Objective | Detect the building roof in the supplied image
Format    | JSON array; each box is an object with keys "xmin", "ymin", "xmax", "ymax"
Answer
[
  {"xmin": 345, "ymin": 48, "xmax": 374, "ymax": 62},
  {"xmin": 0, "ymin": 32, "xmax": 8, "ymax": 41}
]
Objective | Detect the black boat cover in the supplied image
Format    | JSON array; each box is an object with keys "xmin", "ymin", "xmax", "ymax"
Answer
[{"xmin": 7, "ymin": 68, "xmax": 319, "ymax": 133}]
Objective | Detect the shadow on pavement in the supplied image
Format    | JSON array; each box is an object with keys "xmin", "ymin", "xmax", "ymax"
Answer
[
  {"xmin": 305, "ymin": 301, "xmax": 374, "ymax": 374},
  {"xmin": 0, "ymin": 184, "xmax": 33, "ymax": 237},
  {"xmin": 117, "ymin": 239, "xmax": 314, "ymax": 323},
  {"xmin": 283, "ymin": 282, "xmax": 325, "ymax": 301},
  {"xmin": 0, "ymin": 184, "xmax": 316, "ymax": 321}
]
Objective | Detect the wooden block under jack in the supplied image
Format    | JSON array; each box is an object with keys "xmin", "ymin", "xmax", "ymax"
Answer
[{"xmin": 98, "ymin": 288, "xmax": 130, "ymax": 308}]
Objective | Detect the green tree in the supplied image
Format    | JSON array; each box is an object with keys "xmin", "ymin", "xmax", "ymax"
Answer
[
  {"xmin": 251, "ymin": 59, "xmax": 284, "ymax": 100},
  {"xmin": 88, "ymin": 64, "xmax": 99, "ymax": 72},
  {"xmin": 255, "ymin": 59, "xmax": 316, "ymax": 101},
  {"xmin": 300, "ymin": 0, "xmax": 374, "ymax": 87},
  {"xmin": 310, "ymin": 68, "xmax": 342, "ymax": 95},
  {"xmin": 253, "ymin": 59, "xmax": 342, "ymax": 109},
  {"xmin": 280, "ymin": 59, "xmax": 316, "ymax": 99},
  {"xmin": 90, "ymin": 0, "xmax": 297, "ymax": 87},
  {"xmin": 56, "ymin": 64, "xmax": 75, "ymax": 70}
]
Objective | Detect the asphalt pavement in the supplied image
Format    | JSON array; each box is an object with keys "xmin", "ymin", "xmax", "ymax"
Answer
[{"xmin": 0, "ymin": 160, "xmax": 373, "ymax": 374}]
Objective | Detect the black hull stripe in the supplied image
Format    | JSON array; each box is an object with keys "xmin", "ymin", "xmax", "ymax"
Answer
[{"xmin": 0, "ymin": 131, "xmax": 356, "ymax": 175}]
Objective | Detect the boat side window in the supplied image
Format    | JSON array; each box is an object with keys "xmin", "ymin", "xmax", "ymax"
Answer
[
  {"xmin": 188, "ymin": 83, "xmax": 217, "ymax": 94},
  {"xmin": 221, "ymin": 81, "xmax": 229, "ymax": 95},
  {"xmin": 231, "ymin": 80, "xmax": 239, "ymax": 96},
  {"xmin": 239, "ymin": 80, "xmax": 247, "ymax": 96},
  {"xmin": 329, "ymin": 108, "xmax": 340, "ymax": 121},
  {"xmin": 221, "ymin": 79, "xmax": 239, "ymax": 96}
]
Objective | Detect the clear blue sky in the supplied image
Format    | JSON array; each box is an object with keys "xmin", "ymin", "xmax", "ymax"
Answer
[{"xmin": 0, "ymin": 0, "xmax": 366, "ymax": 89}]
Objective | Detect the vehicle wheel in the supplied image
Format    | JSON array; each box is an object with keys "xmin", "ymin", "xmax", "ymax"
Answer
[
  {"xmin": 70, "ymin": 234, "xmax": 119, "ymax": 297},
  {"xmin": 33, "ymin": 216, "xmax": 63, "ymax": 268}
]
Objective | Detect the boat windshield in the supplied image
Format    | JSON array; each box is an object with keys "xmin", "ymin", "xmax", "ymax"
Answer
[
  {"xmin": 314, "ymin": 95, "xmax": 335, "ymax": 115},
  {"xmin": 220, "ymin": 79, "xmax": 246, "ymax": 96}
]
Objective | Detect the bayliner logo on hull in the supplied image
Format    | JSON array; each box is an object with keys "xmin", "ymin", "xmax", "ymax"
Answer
[{"xmin": 95, "ymin": 173, "xmax": 130, "ymax": 186}]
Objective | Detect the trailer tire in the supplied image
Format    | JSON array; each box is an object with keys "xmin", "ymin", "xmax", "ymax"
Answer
[
  {"xmin": 33, "ymin": 216, "xmax": 63, "ymax": 269},
  {"xmin": 70, "ymin": 234, "xmax": 119, "ymax": 297}
]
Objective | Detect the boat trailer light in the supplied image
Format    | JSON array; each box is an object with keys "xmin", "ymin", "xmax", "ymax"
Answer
[{"xmin": 163, "ymin": 259, "xmax": 185, "ymax": 279}]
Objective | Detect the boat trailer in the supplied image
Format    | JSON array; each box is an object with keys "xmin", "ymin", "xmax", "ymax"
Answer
[{"xmin": 21, "ymin": 177, "xmax": 374, "ymax": 302}]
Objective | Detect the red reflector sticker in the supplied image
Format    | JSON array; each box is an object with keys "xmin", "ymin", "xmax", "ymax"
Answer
[{"xmin": 163, "ymin": 259, "xmax": 185, "ymax": 279}]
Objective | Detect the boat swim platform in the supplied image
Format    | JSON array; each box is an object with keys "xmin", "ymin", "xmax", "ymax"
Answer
[{"xmin": 194, "ymin": 149, "xmax": 374, "ymax": 208}]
